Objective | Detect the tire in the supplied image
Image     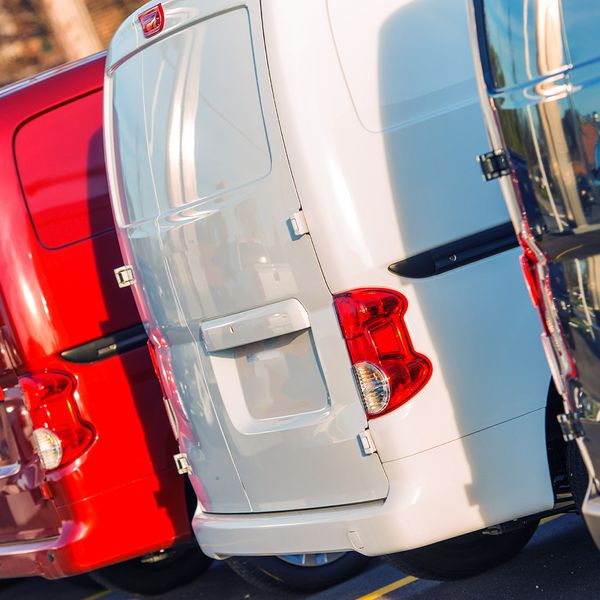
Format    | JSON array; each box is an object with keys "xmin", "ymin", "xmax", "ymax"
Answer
[
  {"xmin": 227, "ymin": 551, "xmax": 370, "ymax": 593},
  {"xmin": 567, "ymin": 440, "xmax": 589, "ymax": 511},
  {"xmin": 89, "ymin": 544, "xmax": 212, "ymax": 596},
  {"xmin": 69, "ymin": 574, "xmax": 105, "ymax": 590},
  {"xmin": 385, "ymin": 521, "xmax": 539, "ymax": 581}
]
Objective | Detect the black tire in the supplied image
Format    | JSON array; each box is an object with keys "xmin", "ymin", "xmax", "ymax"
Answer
[
  {"xmin": 227, "ymin": 551, "xmax": 370, "ymax": 593},
  {"xmin": 89, "ymin": 544, "xmax": 212, "ymax": 596},
  {"xmin": 567, "ymin": 440, "xmax": 589, "ymax": 511},
  {"xmin": 385, "ymin": 521, "xmax": 539, "ymax": 581},
  {"xmin": 69, "ymin": 574, "xmax": 105, "ymax": 590}
]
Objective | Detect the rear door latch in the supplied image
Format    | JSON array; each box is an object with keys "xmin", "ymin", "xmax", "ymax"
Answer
[
  {"xmin": 557, "ymin": 411, "xmax": 585, "ymax": 442},
  {"xmin": 289, "ymin": 210, "xmax": 309, "ymax": 237},
  {"xmin": 477, "ymin": 149, "xmax": 510, "ymax": 181},
  {"xmin": 114, "ymin": 265, "xmax": 136, "ymax": 288},
  {"xmin": 174, "ymin": 452, "xmax": 192, "ymax": 475},
  {"xmin": 359, "ymin": 430, "xmax": 377, "ymax": 456}
]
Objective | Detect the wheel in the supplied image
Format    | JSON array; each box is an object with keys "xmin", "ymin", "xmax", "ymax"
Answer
[
  {"xmin": 385, "ymin": 521, "xmax": 539, "ymax": 581},
  {"xmin": 567, "ymin": 440, "xmax": 589, "ymax": 510},
  {"xmin": 89, "ymin": 544, "xmax": 212, "ymax": 596},
  {"xmin": 227, "ymin": 551, "xmax": 370, "ymax": 593}
]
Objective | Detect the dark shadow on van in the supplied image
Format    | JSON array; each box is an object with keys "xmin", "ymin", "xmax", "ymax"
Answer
[
  {"xmin": 85, "ymin": 125, "xmax": 188, "ymax": 536},
  {"xmin": 377, "ymin": 4, "xmax": 555, "ymax": 533}
]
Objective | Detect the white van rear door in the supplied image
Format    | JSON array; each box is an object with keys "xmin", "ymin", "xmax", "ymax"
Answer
[{"xmin": 106, "ymin": 1, "xmax": 389, "ymax": 513}]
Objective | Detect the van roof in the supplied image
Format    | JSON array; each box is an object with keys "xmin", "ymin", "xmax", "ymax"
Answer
[{"xmin": 0, "ymin": 51, "xmax": 107, "ymax": 101}]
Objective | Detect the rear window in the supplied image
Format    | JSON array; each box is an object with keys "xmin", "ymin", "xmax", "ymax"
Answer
[
  {"xmin": 14, "ymin": 90, "xmax": 114, "ymax": 249},
  {"xmin": 110, "ymin": 7, "xmax": 271, "ymax": 226}
]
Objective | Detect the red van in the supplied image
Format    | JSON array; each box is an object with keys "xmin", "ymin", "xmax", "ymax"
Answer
[{"xmin": 0, "ymin": 54, "xmax": 210, "ymax": 594}]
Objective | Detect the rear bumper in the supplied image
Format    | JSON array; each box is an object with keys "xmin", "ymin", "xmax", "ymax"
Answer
[
  {"xmin": 0, "ymin": 465, "xmax": 191, "ymax": 579},
  {"xmin": 582, "ymin": 485, "xmax": 600, "ymax": 549},
  {"xmin": 194, "ymin": 409, "xmax": 554, "ymax": 558}
]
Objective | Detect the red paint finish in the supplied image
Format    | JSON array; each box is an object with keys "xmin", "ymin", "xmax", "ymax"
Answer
[
  {"xmin": 0, "ymin": 55, "xmax": 191, "ymax": 578},
  {"xmin": 15, "ymin": 90, "xmax": 114, "ymax": 249},
  {"xmin": 138, "ymin": 4, "xmax": 165, "ymax": 38},
  {"xmin": 0, "ymin": 386, "xmax": 62, "ymax": 546}
]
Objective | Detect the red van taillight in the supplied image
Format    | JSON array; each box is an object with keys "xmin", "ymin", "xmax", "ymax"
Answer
[
  {"xmin": 19, "ymin": 373, "xmax": 94, "ymax": 470},
  {"xmin": 518, "ymin": 233, "xmax": 553, "ymax": 337},
  {"xmin": 519, "ymin": 241, "xmax": 542, "ymax": 310},
  {"xmin": 334, "ymin": 289, "xmax": 432, "ymax": 418}
]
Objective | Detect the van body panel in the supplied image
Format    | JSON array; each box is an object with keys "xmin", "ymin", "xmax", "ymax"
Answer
[
  {"xmin": 106, "ymin": 2, "xmax": 389, "ymax": 514},
  {"xmin": 0, "ymin": 55, "xmax": 191, "ymax": 577},
  {"xmin": 470, "ymin": 0, "xmax": 600, "ymax": 547},
  {"xmin": 195, "ymin": 409, "xmax": 552, "ymax": 557},
  {"xmin": 261, "ymin": 1, "xmax": 553, "ymax": 457},
  {"xmin": 261, "ymin": 0, "xmax": 512, "ymax": 294},
  {"xmin": 15, "ymin": 90, "xmax": 114, "ymax": 249}
]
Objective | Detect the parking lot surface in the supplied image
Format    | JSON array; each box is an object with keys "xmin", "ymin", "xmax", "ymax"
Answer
[{"xmin": 3, "ymin": 515, "xmax": 600, "ymax": 599}]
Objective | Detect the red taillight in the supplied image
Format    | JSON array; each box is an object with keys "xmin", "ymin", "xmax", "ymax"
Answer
[
  {"xmin": 19, "ymin": 372, "xmax": 94, "ymax": 470},
  {"xmin": 519, "ymin": 242, "xmax": 542, "ymax": 310},
  {"xmin": 334, "ymin": 289, "xmax": 432, "ymax": 419},
  {"xmin": 138, "ymin": 4, "xmax": 164, "ymax": 38},
  {"xmin": 518, "ymin": 233, "xmax": 553, "ymax": 338}
]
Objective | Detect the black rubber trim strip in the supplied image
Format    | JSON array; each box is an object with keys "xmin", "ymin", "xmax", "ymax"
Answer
[
  {"xmin": 389, "ymin": 222, "xmax": 517, "ymax": 279},
  {"xmin": 60, "ymin": 323, "xmax": 148, "ymax": 363}
]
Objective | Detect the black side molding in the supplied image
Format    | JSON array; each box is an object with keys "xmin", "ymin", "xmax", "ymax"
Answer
[
  {"xmin": 389, "ymin": 222, "xmax": 518, "ymax": 279},
  {"xmin": 61, "ymin": 323, "xmax": 148, "ymax": 363}
]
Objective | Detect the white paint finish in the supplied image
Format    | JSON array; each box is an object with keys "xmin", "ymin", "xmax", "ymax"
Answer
[
  {"xmin": 261, "ymin": 0, "xmax": 510, "ymax": 290},
  {"xmin": 370, "ymin": 250, "xmax": 552, "ymax": 462},
  {"xmin": 105, "ymin": 1, "xmax": 389, "ymax": 514},
  {"xmin": 194, "ymin": 409, "xmax": 553, "ymax": 557},
  {"xmin": 201, "ymin": 298, "xmax": 310, "ymax": 352},
  {"xmin": 210, "ymin": 330, "xmax": 329, "ymax": 427},
  {"xmin": 327, "ymin": 0, "xmax": 476, "ymax": 133},
  {"xmin": 260, "ymin": 0, "xmax": 552, "ymax": 462},
  {"xmin": 111, "ymin": 8, "xmax": 270, "ymax": 226}
]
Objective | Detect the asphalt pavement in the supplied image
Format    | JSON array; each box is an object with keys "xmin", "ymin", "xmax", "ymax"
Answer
[{"xmin": 3, "ymin": 514, "xmax": 599, "ymax": 599}]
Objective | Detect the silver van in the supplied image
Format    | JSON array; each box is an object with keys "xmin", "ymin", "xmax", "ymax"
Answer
[{"xmin": 469, "ymin": 0, "xmax": 600, "ymax": 549}]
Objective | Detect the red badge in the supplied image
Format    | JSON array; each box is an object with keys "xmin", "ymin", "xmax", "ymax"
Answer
[{"xmin": 138, "ymin": 4, "xmax": 165, "ymax": 38}]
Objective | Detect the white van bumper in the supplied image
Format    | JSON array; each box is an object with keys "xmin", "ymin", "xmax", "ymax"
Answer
[{"xmin": 194, "ymin": 409, "xmax": 554, "ymax": 558}]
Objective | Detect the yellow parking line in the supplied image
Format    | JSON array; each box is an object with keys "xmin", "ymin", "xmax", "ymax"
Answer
[
  {"xmin": 82, "ymin": 591, "xmax": 110, "ymax": 600},
  {"xmin": 355, "ymin": 513, "xmax": 566, "ymax": 599},
  {"xmin": 540, "ymin": 514, "xmax": 564, "ymax": 526},
  {"xmin": 355, "ymin": 575, "xmax": 418, "ymax": 600}
]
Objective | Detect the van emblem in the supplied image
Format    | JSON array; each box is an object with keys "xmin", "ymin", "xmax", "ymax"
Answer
[{"xmin": 138, "ymin": 4, "xmax": 164, "ymax": 38}]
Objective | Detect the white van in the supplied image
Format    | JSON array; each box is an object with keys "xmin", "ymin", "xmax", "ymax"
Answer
[{"xmin": 104, "ymin": 0, "xmax": 565, "ymax": 589}]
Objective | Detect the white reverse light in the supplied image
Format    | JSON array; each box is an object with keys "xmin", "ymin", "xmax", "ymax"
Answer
[
  {"xmin": 353, "ymin": 361, "xmax": 390, "ymax": 416},
  {"xmin": 32, "ymin": 428, "xmax": 63, "ymax": 470}
]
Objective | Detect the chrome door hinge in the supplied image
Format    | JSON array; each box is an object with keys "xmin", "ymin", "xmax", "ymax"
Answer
[
  {"xmin": 359, "ymin": 429, "xmax": 377, "ymax": 456},
  {"xmin": 114, "ymin": 265, "xmax": 136, "ymax": 288},
  {"xmin": 290, "ymin": 210, "xmax": 309, "ymax": 237},
  {"xmin": 557, "ymin": 411, "xmax": 585, "ymax": 442},
  {"xmin": 174, "ymin": 452, "xmax": 192, "ymax": 475},
  {"xmin": 477, "ymin": 149, "xmax": 510, "ymax": 181}
]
